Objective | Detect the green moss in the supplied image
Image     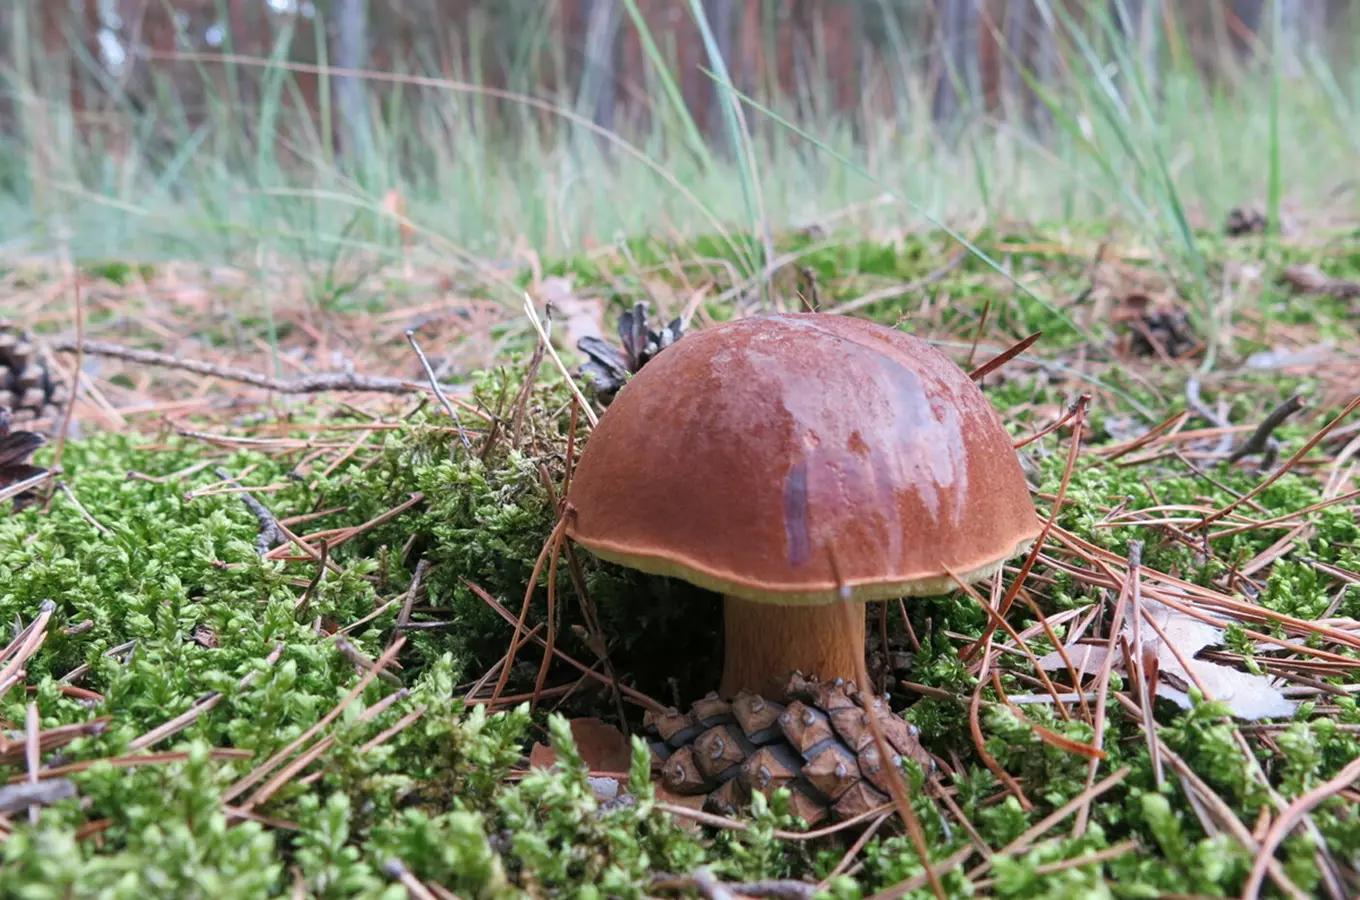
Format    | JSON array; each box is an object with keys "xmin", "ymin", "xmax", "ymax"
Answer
[{"xmin": 5, "ymin": 231, "xmax": 1360, "ymax": 896}]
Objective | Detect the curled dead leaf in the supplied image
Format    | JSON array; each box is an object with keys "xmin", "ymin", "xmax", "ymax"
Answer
[
  {"xmin": 654, "ymin": 784, "xmax": 707, "ymax": 833},
  {"xmin": 1279, "ymin": 264, "xmax": 1360, "ymax": 300},
  {"xmin": 528, "ymin": 716, "xmax": 632, "ymax": 774},
  {"xmin": 1038, "ymin": 595, "xmax": 1294, "ymax": 722},
  {"xmin": 539, "ymin": 276, "xmax": 605, "ymax": 348},
  {"xmin": 381, "ymin": 188, "xmax": 413, "ymax": 246}
]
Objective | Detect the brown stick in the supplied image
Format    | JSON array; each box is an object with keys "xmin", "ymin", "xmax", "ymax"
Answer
[
  {"xmin": 50, "ymin": 277, "xmax": 84, "ymax": 473},
  {"xmin": 51, "ymin": 339, "xmax": 470, "ymax": 397},
  {"xmin": 1227, "ymin": 395, "xmax": 1305, "ymax": 465}
]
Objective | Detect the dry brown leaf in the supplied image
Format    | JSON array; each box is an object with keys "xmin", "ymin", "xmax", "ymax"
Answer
[
  {"xmin": 381, "ymin": 189, "xmax": 412, "ymax": 246},
  {"xmin": 528, "ymin": 716, "xmax": 632, "ymax": 774},
  {"xmin": 529, "ymin": 718, "xmax": 713, "ymax": 821},
  {"xmin": 654, "ymin": 784, "xmax": 706, "ymax": 833},
  {"xmin": 1038, "ymin": 596, "xmax": 1294, "ymax": 721},
  {"xmin": 1280, "ymin": 264, "xmax": 1360, "ymax": 300},
  {"xmin": 538, "ymin": 276, "xmax": 604, "ymax": 349}
]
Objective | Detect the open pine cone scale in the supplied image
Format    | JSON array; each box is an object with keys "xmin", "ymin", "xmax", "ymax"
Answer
[
  {"xmin": 645, "ymin": 673, "xmax": 934, "ymax": 827},
  {"xmin": 1, "ymin": 323, "xmax": 70, "ymax": 428},
  {"xmin": 0, "ymin": 408, "xmax": 49, "ymax": 506}
]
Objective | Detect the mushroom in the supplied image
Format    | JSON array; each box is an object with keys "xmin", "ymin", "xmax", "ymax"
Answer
[{"xmin": 565, "ymin": 313, "xmax": 1041, "ymax": 698}]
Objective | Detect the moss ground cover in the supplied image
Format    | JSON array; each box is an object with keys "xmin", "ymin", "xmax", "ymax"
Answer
[{"xmin": 2, "ymin": 224, "xmax": 1359, "ymax": 897}]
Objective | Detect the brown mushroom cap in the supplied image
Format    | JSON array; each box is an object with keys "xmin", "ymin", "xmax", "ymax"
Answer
[{"xmin": 565, "ymin": 313, "xmax": 1041, "ymax": 605}]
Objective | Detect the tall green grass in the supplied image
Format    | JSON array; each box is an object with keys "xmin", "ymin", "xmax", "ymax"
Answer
[{"xmin": 1, "ymin": 1, "xmax": 1356, "ymax": 312}]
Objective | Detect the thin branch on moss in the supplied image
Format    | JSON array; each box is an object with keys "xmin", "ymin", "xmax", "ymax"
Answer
[
  {"xmin": 651, "ymin": 869, "xmax": 815, "ymax": 900},
  {"xmin": 127, "ymin": 644, "xmax": 285, "ymax": 753},
  {"xmin": 0, "ymin": 468, "xmax": 52, "ymax": 506},
  {"xmin": 299, "ymin": 703, "xmax": 432, "ymax": 789},
  {"xmin": 968, "ymin": 331, "xmax": 1042, "ymax": 382},
  {"xmin": 392, "ymin": 558, "xmax": 428, "ymax": 636},
  {"xmin": 817, "ymin": 809, "xmax": 894, "ymax": 887},
  {"xmin": 970, "ymin": 765, "xmax": 1132, "ymax": 882},
  {"xmin": 0, "ymin": 778, "xmax": 77, "ymax": 817},
  {"xmin": 294, "ymin": 540, "xmax": 331, "ymax": 620},
  {"xmin": 1226, "ymin": 394, "xmax": 1305, "ymax": 466},
  {"xmin": 56, "ymin": 639, "xmax": 135, "ymax": 686},
  {"xmin": 242, "ymin": 687, "xmax": 410, "ymax": 811},
  {"xmin": 466, "ymin": 577, "xmax": 668, "ymax": 714},
  {"xmin": 1250, "ymin": 762, "xmax": 1360, "ymax": 899},
  {"xmin": 52, "ymin": 338, "xmax": 471, "ymax": 398},
  {"xmin": 866, "ymin": 843, "xmax": 975, "ymax": 900},
  {"xmin": 652, "ymin": 787, "xmax": 909, "ymax": 844},
  {"xmin": 54, "ymin": 480, "xmax": 112, "ymax": 535},
  {"xmin": 335, "ymin": 636, "xmax": 404, "ymax": 686},
  {"xmin": 462, "ymin": 624, "xmax": 544, "ymax": 703},
  {"xmin": 405, "ymin": 329, "xmax": 473, "ymax": 452},
  {"xmin": 10, "ymin": 749, "xmax": 253, "ymax": 784},
  {"xmin": 973, "ymin": 840, "xmax": 1139, "ymax": 891},
  {"xmin": 1194, "ymin": 395, "xmax": 1360, "ymax": 531},
  {"xmin": 267, "ymin": 491, "xmax": 424, "ymax": 561},
  {"xmin": 0, "ymin": 601, "xmax": 56, "ymax": 704},
  {"xmin": 24, "ymin": 703, "xmax": 39, "ymax": 824},
  {"xmin": 1013, "ymin": 394, "xmax": 1085, "ymax": 450},
  {"xmin": 1072, "ymin": 544, "xmax": 1134, "ymax": 839},
  {"xmin": 1113, "ymin": 693, "xmax": 1310, "ymax": 900},
  {"xmin": 50, "ymin": 273, "xmax": 84, "ymax": 474},
  {"xmin": 521, "ymin": 293, "xmax": 599, "ymax": 428},
  {"xmin": 206, "ymin": 466, "xmax": 287, "ymax": 554},
  {"xmin": 965, "ymin": 394, "xmax": 1088, "ymax": 661},
  {"xmin": 0, "ymin": 717, "xmax": 110, "ymax": 765},
  {"xmin": 509, "ymin": 321, "xmax": 549, "ymax": 450},
  {"xmin": 206, "ymin": 466, "xmax": 347, "ymax": 576},
  {"xmin": 382, "ymin": 858, "xmax": 443, "ymax": 900},
  {"xmin": 223, "ymin": 637, "xmax": 406, "ymax": 803}
]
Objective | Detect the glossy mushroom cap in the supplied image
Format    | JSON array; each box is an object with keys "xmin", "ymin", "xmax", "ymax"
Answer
[{"xmin": 565, "ymin": 313, "xmax": 1041, "ymax": 605}]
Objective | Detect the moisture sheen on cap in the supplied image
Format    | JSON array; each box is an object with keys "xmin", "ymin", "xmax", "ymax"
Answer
[{"xmin": 565, "ymin": 313, "xmax": 1042, "ymax": 604}]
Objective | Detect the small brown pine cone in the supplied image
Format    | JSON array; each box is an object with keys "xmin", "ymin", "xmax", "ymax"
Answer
[
  {"xmin": 643, "ymin": 674, "xmax": 935, "ymax": 827},
  {"xmin": 0, "ymin": 323, "xmax": 69, "ymax": 431}
]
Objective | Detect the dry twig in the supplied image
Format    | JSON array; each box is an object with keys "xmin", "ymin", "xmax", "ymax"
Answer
[
  {"xmin": 405, "ymin": 329, "xmax": 473, "ymax": 452},
  {"xmin": 53, "ymin": 338, "xmax": 468, "ymax": 397},
  {"xmin": 1226, "ymin": 394, "xmax": 1305, "ymax": 466}
]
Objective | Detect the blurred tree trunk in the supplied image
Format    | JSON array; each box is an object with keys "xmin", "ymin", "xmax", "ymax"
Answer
[
  {"xmin": 1032, "ymin": 0, "xmax": 1059, "ymax": 135},
  {"xmin": 335, "ymin": 0, "xmax": 373, "ymax": 169},
  {"xmin": 704, "ymin": 0, "xmax": 737, "ymax": 147},
  {"xmin": 1001, "ymin": 0, "xmax": 1033, "ymax": 120},
  {"xmin": 1110, "ymin": 0, "xmax": 1162, "ymax": 96},
  {"xmin": 1231, "ymin": 0, "xmax": 1266, "ymax": 57},
  {"xmin": 579, "ymin": 0, "xmax": 621, "ymax": 134},
  {"xmin": 932, "ymin": 0, "xmax": 979, "ymax": 126},
  {"xmin": 1278, "ymin": 0, "xmax": 1327, "ymax": 73},
  {"xmin": 977, "ymin": 0, "xmax": 1001, "ymax": 114}
]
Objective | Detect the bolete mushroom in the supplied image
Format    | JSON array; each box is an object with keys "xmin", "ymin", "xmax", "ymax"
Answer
[{"xmin": 565, "ymin": 313, "xmax": 1041, "ymax": 698}]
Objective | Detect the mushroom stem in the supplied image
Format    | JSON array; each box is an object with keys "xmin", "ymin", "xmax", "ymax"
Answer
[{"xmin": 718, "ymin": 594, "xmax": 867, "ymax": 698}]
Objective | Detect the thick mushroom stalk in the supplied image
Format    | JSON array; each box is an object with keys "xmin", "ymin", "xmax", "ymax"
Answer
[{"xmin": 719, "ymin": 595, "xmax": 866, "ymax": 698}]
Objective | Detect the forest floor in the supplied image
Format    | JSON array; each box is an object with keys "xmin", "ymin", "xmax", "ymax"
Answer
[{"xmin": 2, "ymin": 218, "xmax": 1360, "ymax": 899}]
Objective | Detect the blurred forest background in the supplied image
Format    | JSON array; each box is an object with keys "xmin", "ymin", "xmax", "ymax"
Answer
[{"xmin": 1, "ymin": 1, "xmax": 1356, "ymax": 257}]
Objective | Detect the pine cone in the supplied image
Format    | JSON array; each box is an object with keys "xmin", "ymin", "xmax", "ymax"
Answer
[
  {"xmin": 646, "ymin": 674, "xmax": 935, "ymax": 828},
  {"xmin": 577, "ymin": 303, "xmax": 684, "ymax": 405},
  {"xmin": 0, "ymin": 322, "xmax": 69, "ymax": 429},
  {"xmin": 1, "ymin": 407, "xmax": 48, "ymax": 507}
]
